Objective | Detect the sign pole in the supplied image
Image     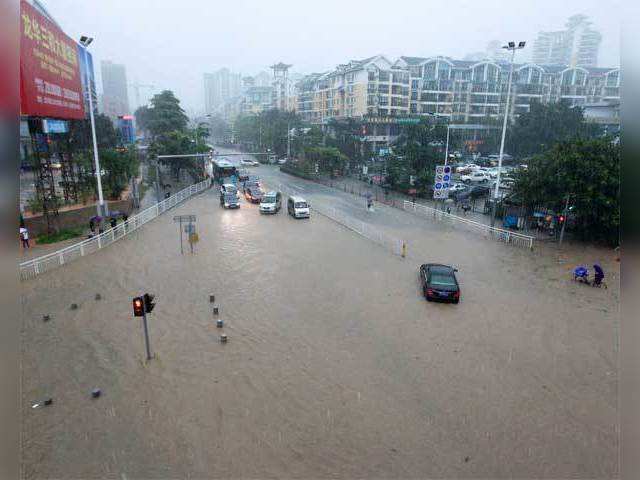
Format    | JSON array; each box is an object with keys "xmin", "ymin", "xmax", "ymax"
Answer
[
  {"xmin": 179, "ymin": 217, "xmax": 183, "ymax": 254},
  {"xmin": 142, "ymin": 309, "xmax": 152, "ymax": 361}
]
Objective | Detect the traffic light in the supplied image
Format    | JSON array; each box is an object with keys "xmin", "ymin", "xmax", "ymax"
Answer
[
  {"xmin": 143, "ymin": 293, "xmax": 155, "ymax": 313},
  {"xmin": 559, "ymin": 215, "xmax": 565, "ymax": 223},
  {"xmin": 132, "ymin": 296, "xmax": 144, "ymax": 317}
]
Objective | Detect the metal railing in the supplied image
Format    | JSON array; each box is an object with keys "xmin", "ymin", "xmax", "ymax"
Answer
[
  {"xmin": 278, "ymin": 184, "xmax": 406, "ymax": 257},
  {"xmin": 19, "ymin": 179, "xmax": 211, "ymax": 281},
  {"xmin": 403, "ymin": 200, "xmax": 534, "ymax": 249}
]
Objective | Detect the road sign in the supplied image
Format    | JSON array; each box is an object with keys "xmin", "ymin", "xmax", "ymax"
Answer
[
  {"xmin": 433, "ymin": 165, "xmax": 451, "ymax": 200},
  {"xmin": 433, "ymin": 190, "xmax": 448, "ymax": 199},
  {"xmin": 173, "ymin": 215, "xmax": 196, "ymax": 223}
]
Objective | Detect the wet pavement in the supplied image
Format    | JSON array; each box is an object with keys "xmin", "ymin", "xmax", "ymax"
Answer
[{"xmin": 20, "ymin": 147, "xmax": 619, "ymax": 478}]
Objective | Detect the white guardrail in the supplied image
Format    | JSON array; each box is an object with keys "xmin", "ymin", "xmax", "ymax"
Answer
[
  {"xmin": 19, "ymin": 179, "xmax": 211, "ymax": 281},
  {"xmin": 278, "ymin": 184, "xmax": 406, "ymax": 257},
  {"xmin": 403, "ymin": 200, "xmax": 534, "ymax": 250}
]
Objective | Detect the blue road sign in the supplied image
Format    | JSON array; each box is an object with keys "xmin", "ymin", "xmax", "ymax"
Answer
[
  {"xmin": 435, "ymin": 182, "xmax": 443, "ymax": 189},
  {"xmin": 443, "ymin": 174, "xmax": 451, "ymax": 182}
]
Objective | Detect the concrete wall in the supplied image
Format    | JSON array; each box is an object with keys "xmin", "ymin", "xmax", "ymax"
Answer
[{"xmin": 25, "ymin": 199, "xmax": 133, "ymax": 236}]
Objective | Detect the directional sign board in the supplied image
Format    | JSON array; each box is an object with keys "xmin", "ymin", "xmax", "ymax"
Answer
[
  {"xmin": 173, "ymin": 215, "xmax": 196, "ymax": 223},
  {"xmin": 433, "ymin": 165, "xmax": 452, "ymax": 199}
]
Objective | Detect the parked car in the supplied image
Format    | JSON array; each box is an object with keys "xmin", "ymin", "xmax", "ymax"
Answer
[
  {"xmin": 259, "ymin": 191, "xmax": 282, "ymax": 214},
  {"xmin": 455, "ymin": 164, "xmax": 480, "ymax": 175},
  {"xmin": 448, "ymin": 183, "xmax": 467, "ymax": 198},
  {"xmin": 245, "ymin": 187, "xmax": 263, "ymax": 203},
  {"xmin": 419, "ymin": 263, "xmax": 460, "ymax": 303},
  {"xmin": 277, "ymin": 158, "xmax": 288, "ymax": 165},
  {"xmin": 460, "ymin": 171, "xmax": 490, "ymax": 184}
]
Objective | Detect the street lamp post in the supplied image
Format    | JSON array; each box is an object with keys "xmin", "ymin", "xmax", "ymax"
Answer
[
  {"xmin": 79, "ymin": 36, "xmax": 107, "ymax": 217},
  {"xmin": 491, "ymin": 40, "xmax": 525, "ymax": 228}
]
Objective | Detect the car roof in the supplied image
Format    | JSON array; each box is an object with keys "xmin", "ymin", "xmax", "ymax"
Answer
[
  {"xmin": 421, "ymin": 263, "xmax": 455, "ymax": 273},
  {"xmin": 289, "ymin": 195, "xmax": 307, "ymax": 202},
  {"xmin": 222, "ymin": 183, "xmax": 236, "ymax": 188}
]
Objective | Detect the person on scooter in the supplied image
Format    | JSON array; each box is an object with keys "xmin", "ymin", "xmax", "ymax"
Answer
[{"xmin": 593, "ymin": 264, "xmax": 604, "ymax": 287}]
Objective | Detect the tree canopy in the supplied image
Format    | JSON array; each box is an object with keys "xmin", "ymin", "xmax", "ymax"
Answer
[
  {"xmin": 512, "ymin": 137, "xmax": 619, "ymax": 245},
  {"xmin": 144, "ymin": 90, "xmax": 189, "ymax": 139},
  {"xmin": 506, "ymin": 101, "xmax": 600, "ymax": 158}
]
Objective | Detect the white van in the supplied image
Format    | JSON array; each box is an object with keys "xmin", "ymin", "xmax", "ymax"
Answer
[{"xmin": 287, "ymin": 195, "xmax": 310, "ymax": 219}]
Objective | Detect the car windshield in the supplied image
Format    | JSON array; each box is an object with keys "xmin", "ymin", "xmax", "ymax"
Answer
[
  {"xmin": 294, "ymin": 202, "xmax": 308, "ymax": 208},
  {"xmin": 430, "ymin": 273, "xmax": 456, "ymax": 287},
  {"xmin": 262, "ymin": 195, "xmax": 276, "ymax": 203},
  {"xmin": 224, "ymin": 194, "xmax": 237, "ymax": 201}
]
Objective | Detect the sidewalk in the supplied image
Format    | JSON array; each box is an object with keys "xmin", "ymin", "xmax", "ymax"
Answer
[{"xmin": 305, "ymin": 173, "xmax": 553, "ymax": 241}]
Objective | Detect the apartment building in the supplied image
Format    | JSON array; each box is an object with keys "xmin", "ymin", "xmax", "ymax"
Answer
[
  {"xmin": 296, "ymin": 55, "xmax": 620, "ymax": 123},
  {"xmin": 293, "ymin": 54, "xmax": 619, "ymax": 152}
]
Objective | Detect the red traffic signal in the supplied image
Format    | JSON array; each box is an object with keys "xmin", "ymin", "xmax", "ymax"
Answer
[
  {"xmin": 132, "ymin": 297, "xmax": 144, "ymax": 317},
  {"xmin": 559, "ymin": 215, "xmax": 565, "ymax": 223},
  {"xmin": 143, "ymin": 293, "xmax": 155, "ymax": 313}
]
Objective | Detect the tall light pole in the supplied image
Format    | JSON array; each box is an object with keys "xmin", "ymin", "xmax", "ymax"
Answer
[
  {"xmin": 491, "ymin": 40, "xmax": 525, "ymax": 227},
  {"xmin": 79, "ymin": 36, "xmax": 107, "ymax": 217}
]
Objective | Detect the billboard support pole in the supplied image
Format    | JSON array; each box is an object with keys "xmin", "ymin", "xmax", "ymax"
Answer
[{"xmin": 81, "ymin": 44, "xmax": 107, "ymax": 217}]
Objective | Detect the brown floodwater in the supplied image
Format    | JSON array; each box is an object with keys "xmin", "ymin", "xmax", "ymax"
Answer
[{"xmin": 21, "ymin": 170, "xmax": 619, "ymax": 478}]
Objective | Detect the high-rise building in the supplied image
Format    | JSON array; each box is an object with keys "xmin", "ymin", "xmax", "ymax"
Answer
[
  {"xmin": 270, "ymin": 62, "xmax": 293, "ymax": 111},
  {"xmin": 532, "ymin": 14, "xmax": 602, "ymax": 67},
  {"xmin": 203, "ymin": 68, "xmax": 242, "ymax": 114},
  {"xmin": 100, "ymin": 60, "xmax": 130, "ymax": 120}
]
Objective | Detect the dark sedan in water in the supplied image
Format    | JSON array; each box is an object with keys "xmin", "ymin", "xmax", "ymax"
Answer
[{"xmin": 419, "ymin": 263, "xmax": 460, "ymax": 303}]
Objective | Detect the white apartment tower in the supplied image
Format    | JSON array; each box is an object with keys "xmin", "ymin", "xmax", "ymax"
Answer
[{"xmin": 532, "ymin": 14, "xmax": 602, "ymax": 67}]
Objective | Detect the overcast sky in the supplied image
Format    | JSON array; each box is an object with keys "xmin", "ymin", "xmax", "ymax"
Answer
[{"xmin": 44, "ymin": 0, "xmax": 621, "ymax": 115}]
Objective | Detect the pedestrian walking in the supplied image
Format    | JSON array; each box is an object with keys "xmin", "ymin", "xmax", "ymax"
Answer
[
  {"xmin": 19, "ymin": 226, "xmax": 30, "ymax": 249},
  {"xmin": 89, "ymin": 218, "xmax": 95, "ymax": 233},
  {"xmin": 110, "ymin": 217, "xmax": 117, "ymax": 229}
]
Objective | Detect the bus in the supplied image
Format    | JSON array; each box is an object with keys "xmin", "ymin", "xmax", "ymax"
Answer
[{"xmin": 211, "ymin": 158, "xmax": 237, "ymax": 183}]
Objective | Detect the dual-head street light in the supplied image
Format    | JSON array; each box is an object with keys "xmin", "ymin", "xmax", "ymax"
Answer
[
  {"xmin": 79, "ymin": 35, "xmax": 107, "ymax": 217},
  {"xmin": 491, "ymin": 40, "xmax": 526, "ymax": 227}
]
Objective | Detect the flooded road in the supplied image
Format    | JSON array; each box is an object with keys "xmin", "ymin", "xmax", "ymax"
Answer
[{"xmin": 21, "ymin": 152, "xmax": 619, "ymax": 478}]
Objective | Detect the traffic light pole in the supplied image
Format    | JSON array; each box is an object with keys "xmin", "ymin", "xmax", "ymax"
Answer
[{"xmin": 142, "ymin": 309, "xmax": 152, "ymax": 361}]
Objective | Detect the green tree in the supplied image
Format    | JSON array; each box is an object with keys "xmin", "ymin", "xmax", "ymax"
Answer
[
  {"xmin": 69, "ymin": 114, "xmax": 120, "ymax": 150},
  {"xmin": 512, "ymin": 137, "xmax": 619, "ymax": 245},
  {"xmin": 506, "ymin": 101, "xmax": 600, "ymax": 158},
  {"xmin": 299, "ymin": 146, "xmax": 348, "ymax": 176},
  {"xmin": 145, "ymin": 90, "xmax": 189, "ymax": 139}
]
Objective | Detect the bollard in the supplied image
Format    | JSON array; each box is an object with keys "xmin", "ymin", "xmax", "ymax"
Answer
[
  {"xmin": 220, "ymin": 334, "xmax": 228, "ymax": 343},
  {"xmin": 209, "ymin": 295, "xmax": 215, "ymax": 303},
  {"xmin": 401, "ymin": 241, "xmax": 407, "ymax": 258},
  {"xmin": 213, "ymin": 306, "xmax": 219, "ymax": 315},
  {"xmin": 216, "ymin": 319, "xmax": 224, "ymax": 328}
]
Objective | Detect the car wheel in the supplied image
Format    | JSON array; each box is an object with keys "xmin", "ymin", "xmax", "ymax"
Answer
[{"xmin": 453, "ymin": 299, "xmax": 460, "ymax": 304}]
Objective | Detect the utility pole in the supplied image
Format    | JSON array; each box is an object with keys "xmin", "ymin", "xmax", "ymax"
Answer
[
  {"xmin": 287, "ymin": 120, "xmax": 291, "ymax": 159},
  {"xmin": 491, "ymin": 40, "xmax": 526, "ymax": 228},
  {"xmin": 559, "ymin": 194, "xmax": 571, "ymax": 246}
]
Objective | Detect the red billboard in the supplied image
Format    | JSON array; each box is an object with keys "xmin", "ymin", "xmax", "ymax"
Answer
[{"xmin": 20, "ymin": 0, "xmax": 85, "ymax": 119}]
